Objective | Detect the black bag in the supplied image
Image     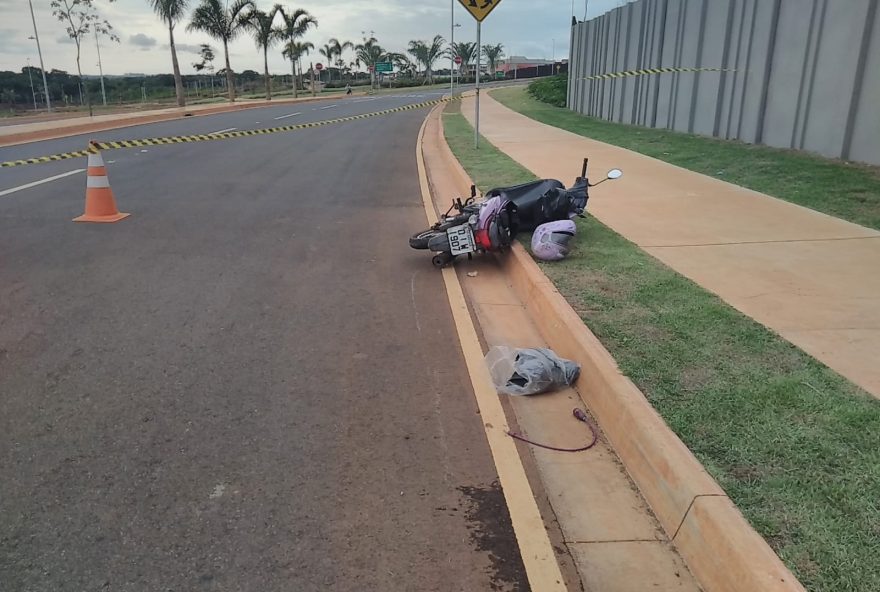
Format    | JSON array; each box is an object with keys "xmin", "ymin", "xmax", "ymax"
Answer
[{"xmin": 486, "ymin": 178, "xmax": 587, "ymax": 232}]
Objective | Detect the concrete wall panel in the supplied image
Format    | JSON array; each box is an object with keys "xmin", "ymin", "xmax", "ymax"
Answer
[
  {"xmin": 848, "ymin": 0, "xmax": 880, "ymax": 164},
  {"xmin": 732, "ymin": 0, "xmax": 776, "ymax": 144},
  {"xmin": 566, "ymin": 0, "xmax": 879, "ymax": 164},
  {"xmin": 692, "ymin": 0, "xmax": 731, "ymax": 135},
  {"xmin": 671, "ymin": 0, "xmax": 705, "ymax": 132},
  {"xmin": 761, "ymin": 0, "xmax": 813, "ymax": 149},
  {"xmin": 801, "ymin": 0, "xmax": 871, "ymax": 157}
]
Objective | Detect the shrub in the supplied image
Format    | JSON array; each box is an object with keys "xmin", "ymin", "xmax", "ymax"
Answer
[{"xmin": 527, "ymin": 75, "xmax": 568, "ymax": 107}]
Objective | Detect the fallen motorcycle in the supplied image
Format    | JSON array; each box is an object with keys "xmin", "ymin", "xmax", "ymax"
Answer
[{"xmin": 410, "ymin": 158, "xmax": 622, "ymax": 268}]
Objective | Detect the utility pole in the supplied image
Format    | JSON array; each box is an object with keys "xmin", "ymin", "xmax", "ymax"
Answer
[
  {"xmin": 475, "ymin": 21, "xmax": 481, "ymax": 148},
  {"xmin": 94, "ymin": 29, "xmax": 107, "ymax": 107},
  {"xmin": 27, "ymin": 0, "xmax": 51, "ymax": 112},
  {"xmin": 450, "ymin": 0, "xmax": 454, "ymax": 93},
  {"xmin": 27, "ymin": 58, "xmax": 38, "ymax": 110}
]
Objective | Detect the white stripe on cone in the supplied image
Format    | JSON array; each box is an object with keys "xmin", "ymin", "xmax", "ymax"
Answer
[
  {"xmin": 87, "ymin": 152, "xmax": 104, "ymax": 167},
  {"xmin": 86, "ymin": 176, "xmax": 111, "ymax": 188}
]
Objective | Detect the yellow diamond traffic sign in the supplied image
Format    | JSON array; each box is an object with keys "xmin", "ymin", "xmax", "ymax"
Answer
[{"xmin": 457, "ymin": 0, "xmax": 502, "ymax": 22}]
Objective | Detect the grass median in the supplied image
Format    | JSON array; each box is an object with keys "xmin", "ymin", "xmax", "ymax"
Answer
[
  {"xmin": 490, "ymin": 86, "xmax": 880, "ymax": 231},
  {"xmin": 441, "ymin": 101, "xmax": 880, "ymax": 592}
]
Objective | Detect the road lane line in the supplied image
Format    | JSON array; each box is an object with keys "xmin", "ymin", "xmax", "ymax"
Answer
[
  {"xmin": 0, "ymin": 169, "xmax": 85, "ymax": 197},
  {"xmin": 319, "ymin": 104, "xmax": 338, "ymax": 110},
  {"xmin": 209, "ymin": 127, "xmax": 237, "ymax": 134},
  {"xmin": 352, "ymin": 98, "xmax": 377, "ymax": 103},
  {"xmin": 273, "ymin": 112, "xmax": 302, "ymax": 120},
  {"xmin": 414, "ymin": 109, "xmax": 567, "ymax": 592}
]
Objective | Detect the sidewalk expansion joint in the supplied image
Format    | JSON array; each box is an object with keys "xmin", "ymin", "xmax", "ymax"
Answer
[{"xmin": 564, "ymin": 538, "xmax": 668, "ymax": 544}]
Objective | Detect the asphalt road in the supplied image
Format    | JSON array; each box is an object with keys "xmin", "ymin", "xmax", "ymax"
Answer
[{"xmin": 0, "ymin": 94, "xmax": 529, "ymax": 590}]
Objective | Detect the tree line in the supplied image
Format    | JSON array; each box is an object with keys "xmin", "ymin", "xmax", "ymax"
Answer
[{"xmin": 3, "ymin": 0, "xmax": 507, "ymax": 111}]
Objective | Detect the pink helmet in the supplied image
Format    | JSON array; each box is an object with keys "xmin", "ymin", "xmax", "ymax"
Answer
[{"xmin": 531, "ymin": 220, "xmax": 577, "ymax": 261}]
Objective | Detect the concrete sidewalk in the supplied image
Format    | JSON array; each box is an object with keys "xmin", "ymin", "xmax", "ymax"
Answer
[{"xmin": 462, "ymin": 92, "xmax": 880, "ymax": 399}]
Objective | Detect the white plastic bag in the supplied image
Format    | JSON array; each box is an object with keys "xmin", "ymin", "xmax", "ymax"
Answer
[{"xmin": 485, "ymin": 346, "xmax": 581, "ymax": 396}]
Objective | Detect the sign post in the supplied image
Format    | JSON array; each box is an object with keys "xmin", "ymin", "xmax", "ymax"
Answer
[
  {"xmin": 375, "ymin": 62, "xmax": 393, "ymax": 91},
  {"xmin": 310, "ymin": 62, "xmax": 316, "ymax": 97},
  {"xmin": 475, "ymin": 21, "xmax": 481, "ymax": 148},
  {"xmin": 457, "ymin": 0, "xmax": 503, "ymax": 148}
]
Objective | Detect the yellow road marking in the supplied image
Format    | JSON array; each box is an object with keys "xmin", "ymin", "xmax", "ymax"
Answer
[{"xmin": 2, "ymin": 97, "xmax": 455, "ymax": 168}]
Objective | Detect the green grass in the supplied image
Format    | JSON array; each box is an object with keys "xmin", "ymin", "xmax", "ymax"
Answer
[
  {"xmin": 491, "ymin": 86, "xmax": 880, "ymax": 231},
  {"xmin": 442, "ymin": 103, "xmax": 880, "ymax": 592}
]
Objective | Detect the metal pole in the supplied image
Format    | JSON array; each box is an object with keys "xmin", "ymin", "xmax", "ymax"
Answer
[
  {"xmin": 27, "ymin": 58, "xmax": 37, "ymax": 110},
  {"xmin": 475, "ymin": 21, "xmax": 481, "ymax": 148},
  {"xmin": 28, "ymin": 0, "xmax": 51, "ymax": 112},
  {"xmin": 450, "ymin": 0, "xmax": 454, "ymax": 93},
  {"xmin": 95, "ymin": 29, "xmax": 107, "ymax": 106}
]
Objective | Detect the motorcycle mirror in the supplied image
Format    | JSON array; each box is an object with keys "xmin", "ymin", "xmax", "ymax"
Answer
[{"xmin": 607, "ymin": 169, "xmax": 623, "ymax": 180}]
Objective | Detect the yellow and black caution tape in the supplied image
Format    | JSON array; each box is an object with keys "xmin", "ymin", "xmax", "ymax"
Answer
[
  {"xmin": 581, "ymin": 66, "xmax": 732, "ymax": 81},
  {"xmin": 1, "ymin": 97, "xmax": 452, "ymax": 168}
]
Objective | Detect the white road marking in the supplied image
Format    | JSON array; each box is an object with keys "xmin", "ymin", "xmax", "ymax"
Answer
[
  {"xmin": 209, "ymin": 127, "xmax": 237, "ymax": 134},
  {"xmin": 0, "ymin": 169, "xmax": 85, "ymax": 197},
  {"xmin": 352, "ymin": 98, "xmax": 377, "ymax": 103},
  {"xmin": 319, "ymin": 104, "xmax": 338, "ymax": 110},
  {"xmin": 273, "ymin": 112, "xmax": 302, "ymax": 120}
]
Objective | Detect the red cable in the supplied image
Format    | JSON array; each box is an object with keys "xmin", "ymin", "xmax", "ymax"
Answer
[{"xmin": 506, "ymin": 408, "xmax": 599, "ymax": 453}]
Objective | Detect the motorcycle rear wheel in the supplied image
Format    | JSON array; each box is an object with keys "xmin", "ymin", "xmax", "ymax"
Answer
[{"xmin": 410, "ymin": 229, "xmax": 441, "ymax": 250}]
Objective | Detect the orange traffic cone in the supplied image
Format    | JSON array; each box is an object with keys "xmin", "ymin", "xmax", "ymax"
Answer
[{"xmin": 73, "ymin": 142, "xmax": 129, "ymax": 223}]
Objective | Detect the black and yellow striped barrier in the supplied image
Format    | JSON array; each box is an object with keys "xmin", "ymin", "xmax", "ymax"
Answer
[
  {"xmin": 1, "ymin": 97, "xmax": 451, "ymax": 168},
  {"xmin": 581, "ymin": 66, "xmax": 732, "ymax": 81}
]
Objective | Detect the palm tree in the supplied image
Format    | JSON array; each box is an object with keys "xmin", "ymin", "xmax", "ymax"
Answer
[
  {"xmin": 319, "ymin": 38, "xmax": 352, "ymax": 82},
  {"xmin": 406, "ymin": 40, "xmax": 427, "ymax": 79},
  {"xmin": 390, "ymin": 52, "xmax": 415, "ymax": 78},
  {"xmin": 187, "ymin": 0, "xmax": 254, "ymax": 102},
  {"xmin": 278, "ymin": 7, "xmax": 317, "ymax": 98},
  {"xmin": 149, "ymin": 0, "xmax": 189, "ymax": 107},
  {"xmin": 318, "ymin": 43, "xmax": 333, "ymax": 81},
  {"xmin": 282, "ymin": 40, "xmax": 313, "ymax": 96},
  {"xmin": 354, "ymin": 36, "xmax": 386, "ymax": 90},
  {"xmin": 424, "ymin": 35, "xmax": 447, "ymax": 85},
  {"xmin": 452, "ymin": 41, "xmax": 476, "ymax": 77},
  {"xmin": 408, "ymin": 35, "xmax": 446, "ymax": 85},
  {"xmin": 243, "ymin": 5, "xmax": 282, "ymax": 100},
  {"xmin": 481, "ymin": 43, "xmax": 505, "ymax": 76}
]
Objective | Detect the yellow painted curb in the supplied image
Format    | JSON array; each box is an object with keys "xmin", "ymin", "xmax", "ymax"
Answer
[
  {"xmin": 430, "ymin": 106, "xmax": 807, "ymax": 592},
  {"xmin": 416, "ymin": 107, "xmax": 568, "ymax": 592}
]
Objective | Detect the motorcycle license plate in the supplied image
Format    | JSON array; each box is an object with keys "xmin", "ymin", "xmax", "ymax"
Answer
[{"xmin": 447, "ymin": 224, "xmax": 476, "ymax": 256}]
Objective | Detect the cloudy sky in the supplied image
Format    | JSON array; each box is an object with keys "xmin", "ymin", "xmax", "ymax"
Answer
[{"xmin": 0, "ymin": 0, "xmax": 625, "ymax": 76}]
